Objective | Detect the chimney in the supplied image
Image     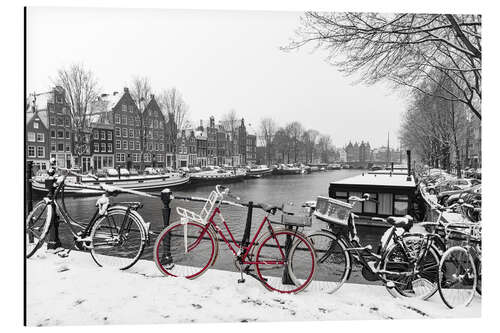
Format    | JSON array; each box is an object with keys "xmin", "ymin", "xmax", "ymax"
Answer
[
  {"xmin": 113, "ymin": 91, "xmax": 119, "ymax": 96},
  {"xmin": 150, "ymin": 94, "xmax": 155, "ymax": 100},
  {"xmin": 406, "ymin": 150, "xmax": 412, "ymax": 181},
  {"xmin": 123, "ymin": 87, "xmax": 129, "ymax": 93}
]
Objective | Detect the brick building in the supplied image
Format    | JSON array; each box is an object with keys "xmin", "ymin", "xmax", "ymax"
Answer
[
  {"xmin": 90, "ymin": 122, "xmax": 114, "ymax": 171},
  {"xmin": 26, "ymin": 97, "xmax": 50, "ymax": 171},
  {"xmin": 142, "ymin": 95, "xmax": 167, "ymax": 168}
]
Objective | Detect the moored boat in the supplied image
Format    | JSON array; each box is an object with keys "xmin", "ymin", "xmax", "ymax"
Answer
[
  {"xmin": 245, "ymin": 165, "xmax": 273, "ymax": 178},
  {"xmin": 32, "ymin": 171, "xmax": 190, "ymax": 196},
  {"xmin": 190, "ymin": 167, "xmax": 247, "ymax": 184},
  {"xmin": 273, "ymin": 164, "xmax": 302, "ymax": 175}
]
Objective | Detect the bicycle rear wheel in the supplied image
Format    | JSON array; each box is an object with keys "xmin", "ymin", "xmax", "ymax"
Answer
[
  {"xmin": 255, "ymin": 229, "xmax": 316, "ymax": 294},
  {"xmin": 294, "ymin": 230, "xmax": 350, "ymax": 293},
  {"xmin": 26, "ymin": 201, "xmax": 52, "ymax": 258},
  {"xmin": 438, "ymin": 246, "xmax": 477, "ymax": 308},
  {"xmin": 153, "ymin": 221, "xmax": 216, "ymax": 279},
  {"xmin": 90, "ymin": 208, "xmax": 146, "ymax": 270},
  {"xmin": 382, "ymin": 235, "xmax": 440, "ymax": 300}
]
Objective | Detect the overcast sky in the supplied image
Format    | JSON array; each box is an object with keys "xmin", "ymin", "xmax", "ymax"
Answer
[{"xmin": 27, "ymin": 7, "xmax": 407, "ymax": 148}]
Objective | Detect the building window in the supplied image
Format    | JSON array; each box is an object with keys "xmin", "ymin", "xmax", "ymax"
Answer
[
  {"xmin": 122, "ymin": 115, "xmax": 127, "ymax": 125},
  {"xmin": 129, "ymin": 128, "xmax": 134, "ymax": 138},
  {"xmin": 27, "ymin": 132, "xmax": 35, "ymax": 142},
  {"xmin": 94, "ymin": 143, "xmax": 99, "ymax": 152},
  {"xmin": 128, "ymin": 105, "xmax": 134, "ymax": 112},
  {"xmin": 107, "ymin": 143, "xmax": 112, "ymax": 153},
  {"xmin": 65, "ymin": 131, "xmax": 70, "ymax": 139},
  {"xmin": 37, "ymin": 146, "xmax": 45, "ymax": 158},
  {"xmin": 160, "ymin": 143, "xmax": 164, "ymax": 151},
  {"xmin": 116, "ymin": 128, "xmax": 121, "ymax": 137},
  {"xmin": 115, "ymin": 114, "xmax": 121, "ymax": 124},
  {"xmin": 136, "ymin": 141, "xmax": 140, "ymax": 151},
  {"xmin": 57, "ymin": 130, "xmax": 63, "ymax": 138},
  {"xmin": 159, "ymin": 121, "xmax": 164, "ymax": 129},
  {"xmin": 34, "ymin": 122, "xmax": 39, "ymax": 129},
  {"xmin": 116, "ymin": 140, "xmax": 121, "ymax": 149},
  {"xmin": 101, "ymin": 131, "xmax": 106, "ymax": 140},
  {"xmin": 135, "ymin": 118, "xmax": 140, "ymax": 126},
  {"xmin": 155, "ymin": 143, "xmax": 159, "ymax": 151},
  {"xmin": 107, "ymin": 131, "xmax": 113, "ymax": 140},
  {"xmin": 66, "ymin": 144, "xmax": 70, "ymax": 152},
  {"xmin": 154, "ymin": 119, "xmax": 158, "ymax": 129},
  {"xmin": 94, "ymin": 131, "xmax": 99, "ymax": 139},
  {"xmin": 36, "ymin": 133, "xmax": 44, "ymax": 142},
  {"xmin": 27, "ymin": 146, "xmax": 35, "ymax": 157},
  {"xmin": 49, "ymin": 116, "xmax": 55, "ymax": 125},
  {"xmin": 122, "ymin": 104, "xmax": 127, "ymax": 112},
  {"xmin": 123, "ymin": 140, "xmax": 128, "ymax": 150},
  {"xmin": 51, "ymin": 143, "xmax": 56, "ymax": 152},
  {"xmin": 65, "ymin": 117, "xmax": 70, "ymax": 127},
  {"xmin": 50, "ymin": 130, "xmax": 56, "ymax": 138},
  {"xmin": 129, "ymin": 141, "xmax": 134, "ymax": 150},
  {"xmin": 101, "ymin": 143, "xmax": 106, "ymax": 152},
  {"xmin": 129, "ymin": 116, "xmax": 134, "ymax": 125},
  {"xmin": 57, "ymin": 117, "xmax": 63, "ymax": 126},
  {"xmin": 122, "ymin": 128, "xmax": 128, "ymax": 137},
  {"xmin": 57, "ymin": 143, "xmax": 64, "ymax": 151}
]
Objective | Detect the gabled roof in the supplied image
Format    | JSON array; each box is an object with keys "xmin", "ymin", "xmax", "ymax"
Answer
[{"xmin": 93, "ymin": 92, "xmax": 125, "ymax": 113}]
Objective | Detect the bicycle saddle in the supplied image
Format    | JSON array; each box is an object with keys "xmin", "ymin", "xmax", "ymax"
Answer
[
  {"xmin": 387, "ymin": 215, "xmax": 414, "ymax": 230},
  {"xmin": 258, "ymin": 202, "xmax": 282, "ymax": 214}
]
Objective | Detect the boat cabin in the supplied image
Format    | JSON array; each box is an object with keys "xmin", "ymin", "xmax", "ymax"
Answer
[{"xmin": 328, "ymin": 172, "xmax": 417, "ymax": 226}]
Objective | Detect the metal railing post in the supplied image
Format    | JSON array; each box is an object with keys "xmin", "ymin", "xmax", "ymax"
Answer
[{"xmin": 161, "ymin": 188, "xmax": 173, "ymax": 260}]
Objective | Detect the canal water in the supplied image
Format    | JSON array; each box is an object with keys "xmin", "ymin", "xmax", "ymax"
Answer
[{"xmin": 45, "ymin": 169, "xmax": 387, "ymax": 285}]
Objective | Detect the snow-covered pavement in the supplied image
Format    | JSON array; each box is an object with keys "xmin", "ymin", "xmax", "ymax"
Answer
[{"xmin": 26, "ymin": 250, "xmax": 480, "ymax": 326}]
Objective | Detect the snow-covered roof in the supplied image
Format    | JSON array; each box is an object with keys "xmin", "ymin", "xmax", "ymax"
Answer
[
  {"xmin": 332, "ymin": 173, "xmax": 416, "ymax": 188},
  {"xmin": 194, "ymin": 130, "xmax": 207, "ymax": 140},
  {"xmin": 93, "ymin": 92, "xmax": 124, "ymax": 113}
]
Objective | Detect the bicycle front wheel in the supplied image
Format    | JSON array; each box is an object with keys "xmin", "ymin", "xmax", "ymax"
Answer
[
  {"xmin": 255, "ymin": 229, "xmax": 316, "ymax": 294},
  {"xmin": 382, "ymin": 235, "xmax": 440, "ymax": 300},
  {"xmin": 90, "ymin": 208, "xmax": 146, "ymax": 270},
  {"xmin": 26, "ymin": 201, "xmax": 52, "ymax": 258},
  {"xmin": 295, "ymin": 230, "xmax": 350, "ymax": 294},
  {"xmin": 153, "ymin": 221, "xmax": 216, "ymax": 279},
  {"xmin": 438, "ymin": 246, "xmax": 477, "ymax": 308}
]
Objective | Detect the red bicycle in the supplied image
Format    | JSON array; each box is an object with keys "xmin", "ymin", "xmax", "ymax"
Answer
[{"xmin": 153, "ymin": 185, "xmax": 316, "ymax": 294}]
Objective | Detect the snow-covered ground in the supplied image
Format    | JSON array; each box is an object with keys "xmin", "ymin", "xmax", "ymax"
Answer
[{"xmin": 26, "ymin": 250, "xmax": 480, "ymax": 326}]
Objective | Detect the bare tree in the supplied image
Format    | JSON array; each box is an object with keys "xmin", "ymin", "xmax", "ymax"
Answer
[
  {"xmin": 221, "ymin": 109, "xmax": 239, "ymax": 134},
  {"xmin": 318, "ymin": 135, "xmax": 333, "ymax": 163},
  {"xmin": 284, "ymin": 13, "xmax": 481, "ymax": 119},
  {"xmin": 258, "ymin": 118, "xmax": 277, "ymax": 165},
  {"xmin": 55, "ymin": 64, "xmax": 100, "ymax": 168},
  {"xmin": 130, "ymin": 76, "xmax": 152, "ymax": 108},
  {"xmin": 158, "ymin": 87, "xmax": 190, "ymax": 132},
  {"xmin": 285, "ymin": 121, "xmax": 304, "ymax": 163},
  {"xmin": 302, "ymin": 129, "xmax": 320, "ymax": 163}
]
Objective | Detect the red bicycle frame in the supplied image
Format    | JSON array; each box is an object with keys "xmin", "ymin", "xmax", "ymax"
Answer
[{"xmin": 195, "ymin": 206, "xmax": 288, "ymax": 266}]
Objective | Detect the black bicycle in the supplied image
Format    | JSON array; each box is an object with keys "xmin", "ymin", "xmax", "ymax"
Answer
[
  {"xmin": 291, "ymin": 194, "xmax": 441, "ymax": 299},
  {"xmin": 26, "ymin": 161, "xmax": 154, "ymax": 270}
]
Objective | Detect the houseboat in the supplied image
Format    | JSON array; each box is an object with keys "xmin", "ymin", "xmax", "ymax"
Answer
[
  {"xmin": 32, "ymin": 170, "xmax": 190, "ymax": 196},
  {"xmin": 273, "ymin": 164, "xmax": 302, "ymax": 175},
  {"xmin": 245, "ymin": 165, "xmax": 273, "ymax": 178},
  {"xmin": 316, "ymin": 171, "xmax": 417, "ymax": 227},
  {"xmin": 327, "ymin": 163, "xmax": 342, "ymax": 170},
  {"xmin": 189, "ymin": 167, "xmax": 247, "ymax": 184}
]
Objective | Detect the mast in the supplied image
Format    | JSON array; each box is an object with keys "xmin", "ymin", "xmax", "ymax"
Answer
[{"xmin": 386, "ymin": 132, "xmax": 390, "ymax": 166}]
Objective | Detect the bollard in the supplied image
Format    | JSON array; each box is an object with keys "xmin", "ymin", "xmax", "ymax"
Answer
[
  {"xmin": 161, "ymin": 188, "xmax": 173, "ymax": 261},
  {"xmin": 241, "ymin": 201, "xmax": 253, "ymax": 247},
  {"xmin": 281, "ymin": 224, "xmax": 294, "ymax": 285},
  {"xmin": 46, "ymin": 162, "xmax": 61, "ymax": 250}
]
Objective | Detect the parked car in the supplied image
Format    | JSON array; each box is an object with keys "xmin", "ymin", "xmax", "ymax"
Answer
[
  {"xmin": 105, "ymin": 168, "xmax": 118, "ymax": 177},
  {"xmin": 119, "ymin": 168, "xmax": 130, "ymax": 176},
  {"xmin": 144, "ymin": 167, "xmax": 158, "ymax": 175},
  {"xmin": 129, "ymin": 168, "xmax": 139, "ymax": 176}
]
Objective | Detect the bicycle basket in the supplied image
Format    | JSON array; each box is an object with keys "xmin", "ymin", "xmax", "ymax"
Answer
[
  {"xmin": 280, "ymin": 206, "xmax": 313, "ymax": 227},
  {"xmin": 314, "ymin": 196, "xmax": 353, "ymax": 226}
]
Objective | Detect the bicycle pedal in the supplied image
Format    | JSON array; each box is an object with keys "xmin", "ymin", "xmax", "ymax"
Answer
[
  {"xmin": 237, "ymin": 278, "xmax": 246, "ymax": 284},
  {"xmin": 57, "ymin": 250, "xmax": 70, "ymax": 258}
]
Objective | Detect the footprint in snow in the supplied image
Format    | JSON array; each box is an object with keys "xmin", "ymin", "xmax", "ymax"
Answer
[
  {"xmin": 191, "ymin": 304, "xmax": 202, "ymax": 309},
  {"xmin": 73, "ymin": 299, "xmax": 86, "ymax": 306},
  {"xmin": 57, "ymin": 265, "xmax": 70, "ymax": 273}
]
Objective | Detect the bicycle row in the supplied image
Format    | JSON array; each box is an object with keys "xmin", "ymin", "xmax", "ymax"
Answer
[{"xmin": 25, "ymin": 162, "xmax": 481, "ymax": 309}]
